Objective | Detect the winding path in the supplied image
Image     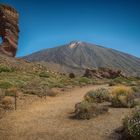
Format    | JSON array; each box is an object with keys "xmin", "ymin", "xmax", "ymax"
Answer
[{"xmin": 0, "ymin": 85, "xmax": 131, "ymax": 140}]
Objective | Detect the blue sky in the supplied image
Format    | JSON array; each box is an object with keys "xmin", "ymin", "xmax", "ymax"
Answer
[{"xmin": 0, "ymin": 0, "xmax": 140, "ymax": 57}]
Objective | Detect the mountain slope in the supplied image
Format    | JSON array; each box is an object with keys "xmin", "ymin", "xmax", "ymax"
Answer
[{"xmin": 23, "ymin": 41, "xmax": 140, "ymax": 76}]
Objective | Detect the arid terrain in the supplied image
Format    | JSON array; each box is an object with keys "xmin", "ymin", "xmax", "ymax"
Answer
[
  {"xmin": 0, "ymin": 3, "xmax": 140, "ymax": 140},
  {"xmin": 0, "ymin": 85, "xmax": 133, "ymax": 140}
]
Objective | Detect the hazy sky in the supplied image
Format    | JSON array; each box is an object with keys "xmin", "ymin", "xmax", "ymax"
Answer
[{"xmin": 0, "ymin": 0, "xmax": 140, "ymax": 57}]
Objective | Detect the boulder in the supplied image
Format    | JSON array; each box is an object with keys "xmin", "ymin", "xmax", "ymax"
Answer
[{"xmin": 84, "ymin": 67, "xmax": 125, "ymax": 79}]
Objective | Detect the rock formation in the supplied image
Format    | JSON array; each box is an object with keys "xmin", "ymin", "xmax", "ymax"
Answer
[
  {"xmin": 83, "ymin": 67, "xmax": 125, "ymax": 79},
  {"xmin": 0, "ymin": 4, "xmax": 19, "ymax": 57}
]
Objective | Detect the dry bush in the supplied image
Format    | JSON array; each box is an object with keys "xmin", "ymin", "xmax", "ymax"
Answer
[
  {"xmin": 120, "ymin": 106, "xmax": 140, "ymax": 140},
  {"xmin": 74, "ymin": 101, "xmax": 108, "ymax": 120},
  {"xmin": 110, "ymin": 86, "xmax": 136, "ymax": 108},
  {"xmin": 132, "ymin": 86, "xmax": 140, "ymax": 98},
  {"xmin": 1, "ymin": 96, "xmax": 14, "ymax": 109},
  {"xmin": 84, "ymin": 88, "xmax": 109, "ymax": 103},
  {"xmin": 39, "ymin": 72, "xmax": 50, "ymax": 78},
  {"xmin": 5, "ymin": 87, "xmax": 19, "ymax": 97},
  {"xmin": 37, "ymin": 89, "xmax": 58, "ymax": 98}
]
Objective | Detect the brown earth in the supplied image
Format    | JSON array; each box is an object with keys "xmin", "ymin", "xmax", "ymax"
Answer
[{"xmin": 0, "ymin": 85, "xmax": 132, "ymax": 140}]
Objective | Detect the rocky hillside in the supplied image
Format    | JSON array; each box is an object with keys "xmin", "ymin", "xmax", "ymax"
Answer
[{"xmin": 23, "ymin": 41, "xmax": 140, "ymax": 77}]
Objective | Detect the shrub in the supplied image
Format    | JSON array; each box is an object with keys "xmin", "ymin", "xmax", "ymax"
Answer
[
  {"xmin": 1, "ymin": 96, "xmax": 14, "ymax": 109},
  {"xmin": 123, "ymin": 107, "xmax": 140, "ymax": 139},
  {"xmin": 110, "ymin": 86, "xmax": 136, "ymax": 108},
  {"xmin": 39, "ymin": 72, "xmax": 50, "ymax": 78},
  {"xmin": 5, "ymin": 87, "xmax": 19, "ymax": 97},
  {"xmin": 35, "ymin": 88, "xmax": 57, "ymax": 98},
  {"xmin": 0, "ymin": 82, "xmax": 12, "ymax": 89},
  {"xmin": 69, "ymin": 73, "xmax": 75, "ymax": 78},
  {"xmin": 132, "ymin": 86, "xmax": 140, "ymax": 93},
  {"xmin": 112, "ymin": 77, "xmax": 137, "ymax": 86},
  {"xmin": 74, "ymin": 101, "xmax": 108, "ymax": 120},
  {"xmin": 130, "ymin": 81, "xmax": 138, "ymax": 86},
  {"xmin": 0, "ymin": 65, "xmax": 14, "ymax": 73},
  {"xmin": 85, "ymin": 88, "xmax": 109, "ymax": 103},
  {"xmin": 132, "ymin": 86, "xmax": 140, "ymax": 98},
  {"xmin": 54, "ymin": 83, "xmax": 64, "ymax": 88},
  {"xmin": 78, "ymin": 77, "xmax": 92, "ymax": 84}
]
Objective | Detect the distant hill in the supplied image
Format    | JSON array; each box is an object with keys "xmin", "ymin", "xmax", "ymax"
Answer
[{"xmin": 23, "ymin": 41, "xmax": 140, "ymax": 77}]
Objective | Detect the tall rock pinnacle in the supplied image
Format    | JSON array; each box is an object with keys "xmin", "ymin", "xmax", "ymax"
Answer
[{"xmin": 0, "ymin": 4, "xmax": 19, "ymax": 57}]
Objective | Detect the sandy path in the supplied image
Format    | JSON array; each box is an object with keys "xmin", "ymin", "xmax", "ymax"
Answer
[{"xmin": 0, "ymin": 85, "xmax": 131, "ymax": 140}]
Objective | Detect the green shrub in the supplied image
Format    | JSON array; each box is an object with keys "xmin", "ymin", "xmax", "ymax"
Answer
[
  {"xmin": 130, "ymin": 81, "xmax": 138, "ymax": 86},
  {"xmin": 123, "ymin": 107, "xmax": 140, "ymax": 139},
  {"xmin": 74, "ymin": 101, "xmax": 108, "ymax": 120},
  {"xmin": 39, "ymin": 72, "xmax": 50, "ymax": 78},
  {"xmin": 0, "ymin": 65, "xmax": 14, "ymax": 73},
  {"xmin": 132, "ymin": 86, "xmax": 140, "ymax": 93},
  {"xmin": 113, "ymin": 77, "xmax": 131, "ymax": 85},
  {"xmin": 78, "ymin": 77, "xmax": 92, "ymax": 84},
  {"xmin": 0, "ymin": 82, "xmax": 12, "ymax": 89},
  {"xmin": 54, "ymin": 83, "xmax": 64, "ymax": 88},
  {"xmin": 85, "ymin": 88, "xmax": 109, "ymax": 103},
  {"xmin": 110, "ymin": 86, "xmax": 136, "ymax": 108},
  {"xmin": 132, "ymin": 86, "xmax": 140, "ymax": 98}
]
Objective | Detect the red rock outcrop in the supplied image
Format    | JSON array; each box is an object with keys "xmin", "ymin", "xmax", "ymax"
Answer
[
  {"xmin": 83, "ymin": 67, "xmax": 125, "ymax": 79},
  {"xmin": 0, "ymin": 4, "xmax": 19, "ymax": 57}
]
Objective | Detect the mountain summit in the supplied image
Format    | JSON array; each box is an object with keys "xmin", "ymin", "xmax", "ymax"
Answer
[{"xmin": 23, "ymin": 41, "xmax": 140, "ymax": 76}]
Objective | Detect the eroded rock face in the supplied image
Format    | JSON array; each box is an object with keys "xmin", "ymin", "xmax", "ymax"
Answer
[{"xmin": 0, "ymin": 4, "xmax": 19, "ymax": 57}]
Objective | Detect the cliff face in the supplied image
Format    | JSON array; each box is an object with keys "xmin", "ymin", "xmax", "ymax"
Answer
[{"xmin": 0, "ymin": 4, "xmax": 19, "ymax": 57}]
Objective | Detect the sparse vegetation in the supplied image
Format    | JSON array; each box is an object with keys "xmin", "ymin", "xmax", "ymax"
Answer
[
  {"xmin": 111, "ymin": 77, "xmax": 140, "ymax": 87},
  {"xmin": 84, "ymin": 88, "xmax": 109, "ymax": 103},
  {"xmin": 132, "ymin": 86, "xmax": 140, "ymax": 98},
  {"xmin": 0, "ymin": 65, "xmax": 14, "ymax": 73},
  {"xmin": 0, "ymin": 82, "xmax": 12, "ymax": 89},
  {"xmin": 110, "ymin": 86, "xmax": 136, "ymax": 108},
  {"xmin": 0, "ymin": 4, "xmax": 140, "ymax": 139},
  {"xmin": 74, "ymin": 87, "xmax": 109, "ymax": 120},
  {"xmin": 1, "ymin": 96, "xmax": 14, "ymax": 109},
  {"xmin": 5, "ymin": 87, "xmax": 19, "ymax": 97},
  {"xmin": 78, "ymin": 77, "xmax": 92, "ymax": 85},
  {"xmin": 122, "ymin": 106, "xmax": 140, "ymax": 139},
  {"xmin": 74, "ymin": 101, "xmax": 108, "ymax": 119},
  {"xmin": 39, "ymin": 71, "xmax": 50, "ymax": 78}
]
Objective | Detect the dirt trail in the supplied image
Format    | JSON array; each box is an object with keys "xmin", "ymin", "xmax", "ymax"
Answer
[{"xmin": 0, "ymin": 85, "xmax": 131, "ymax": 140}]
